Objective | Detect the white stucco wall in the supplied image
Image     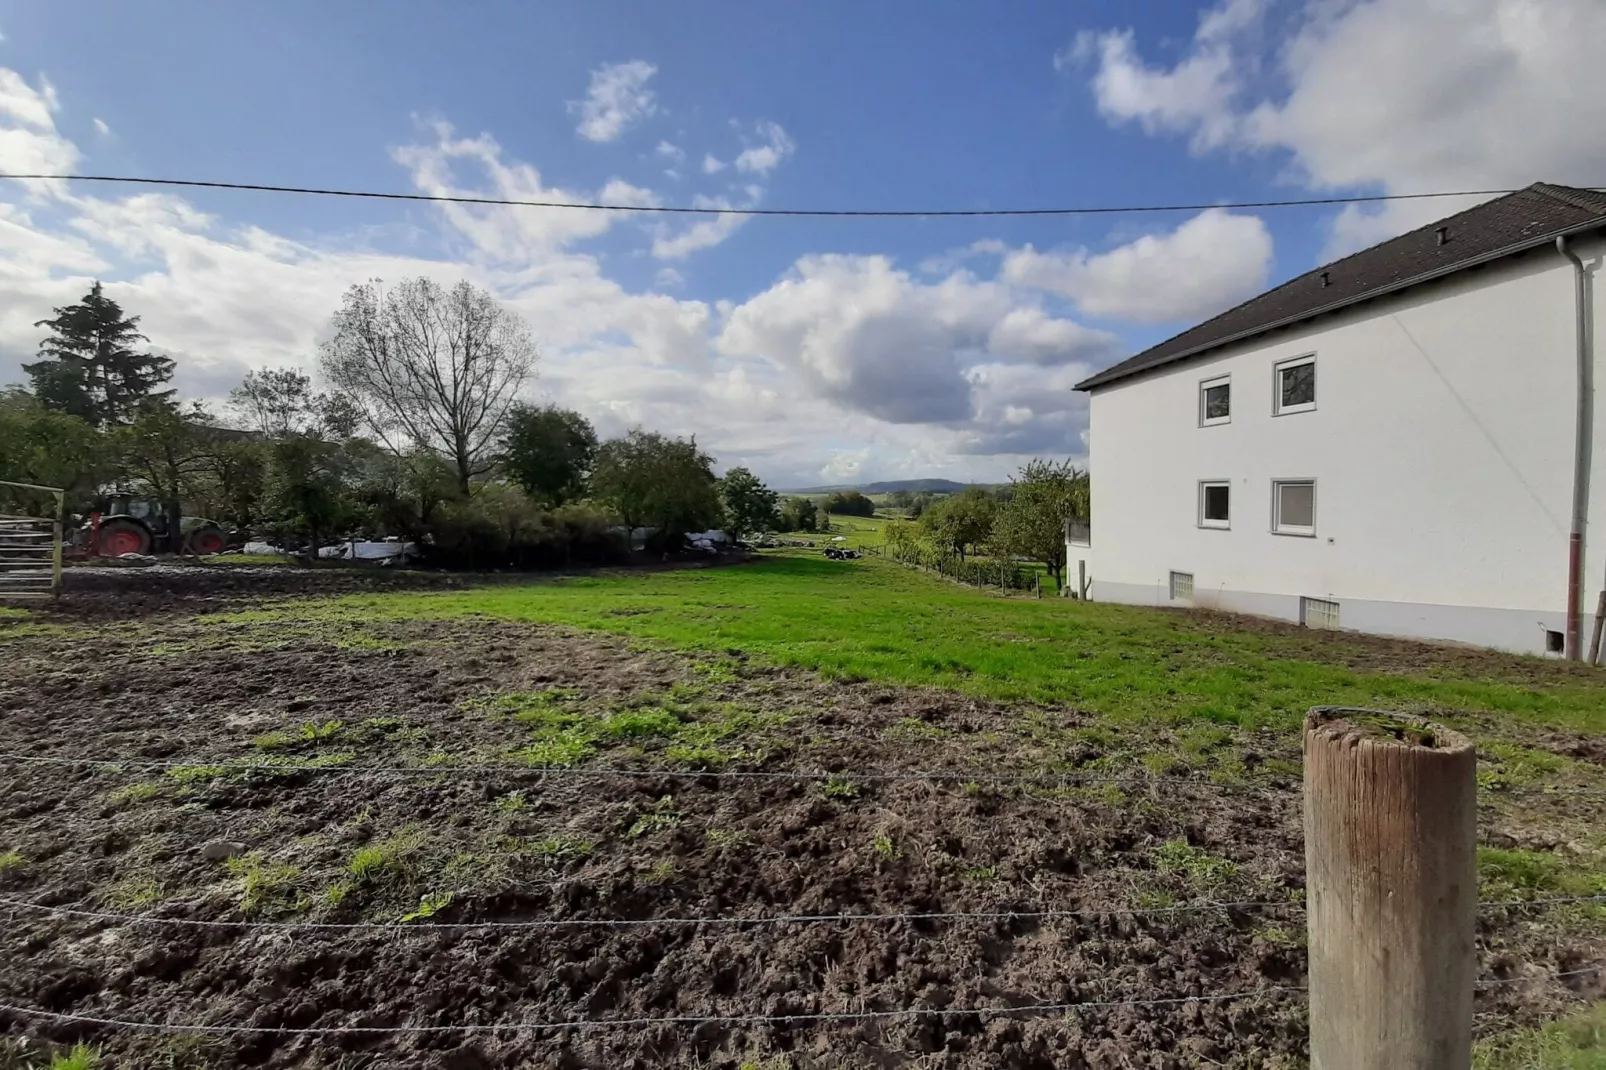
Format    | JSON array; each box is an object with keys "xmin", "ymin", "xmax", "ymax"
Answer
[{"xmin": 1074, "ymin": 235, "xmax": 1606, "ymax": 656}]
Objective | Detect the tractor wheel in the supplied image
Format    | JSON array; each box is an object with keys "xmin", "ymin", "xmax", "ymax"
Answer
[
  {"xmin": 99, "ymin": 519, "xmax": 151, "ymax": 557},
  {"xmin": 185, "ymin": 527, "xmax": 227, "ymax": 555}
]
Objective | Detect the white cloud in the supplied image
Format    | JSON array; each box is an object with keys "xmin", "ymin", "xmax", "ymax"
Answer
[
  {"xmin": 92, "ymin": 117, "xmax": 110, "ymax": 136},
  {"xmin": 1070, "ymin": 0, "xmax": 1606, "ymax": 255},
  {"xmin": 716, "ymin": 254, "xmax": 1114, "ymax": 431},
  {"xmin": 654, "ymin": 140, "xmax": 683, "ymax": 161},
  {"xmin": 570, "ymin": 60, "xmax": 658, "ymax": 143},
  {"xmin": 0, "ymin": 70, "xmax": 77, "ymax": 184},
  {"xmin": 650, "ymin": 194, "xmax": 752, "ymax": 260},
  {"xmin": 734, "ymin": 120, "xmax": 795, "ymax": 175},
  {"xmin": 702, "ymin": 154, "xmax": 725, "ymax": 174},
  {"xmin": 1002, "ymin": 208, "xmax": 1273, "ymax": 323},
  {"xmin": 654, "ymin": 267, "xmax": 685, "ymax": 289}
]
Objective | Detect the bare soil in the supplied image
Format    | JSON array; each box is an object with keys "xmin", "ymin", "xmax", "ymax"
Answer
[{"xmin": 0, "ymin": 570, "xmax": 1601, "ymax": 1069}]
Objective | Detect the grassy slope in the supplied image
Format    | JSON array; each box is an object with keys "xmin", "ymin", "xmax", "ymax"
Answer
[{"xmin": 257, "ymin": 554, "xmax": 1606, "ymax": 733}]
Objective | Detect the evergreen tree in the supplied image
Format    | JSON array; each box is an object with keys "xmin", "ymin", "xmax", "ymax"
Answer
[{"xmin": 25, "ymin": 282, "xmax": 175, "ymax": 427}]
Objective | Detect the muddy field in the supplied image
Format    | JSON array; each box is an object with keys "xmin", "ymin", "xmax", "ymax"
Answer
[{"xmin": 0, "ymin": 567, "xmax": 1603, "ymax": 1068}]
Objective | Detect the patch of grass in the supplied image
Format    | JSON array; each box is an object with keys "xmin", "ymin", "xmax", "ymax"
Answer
[
  {"xmin": 628, "ymin": 796, "xmax": 683, "ymax": 838},
  {"xmin": 167, "ymin": 764, "xmax": 231, "ymax": 785},
  {"xmin": 1153, "ymin": 839, "xmax": 1239, "ymax": 888},
  {"xmin": 643, "ymin": 858, "xmax": 676, "ymax": 885},
  {"xmin": 1180, "ymin": 723, "xmax": 1235, "ymax": 755},
  {"xmin": 1479, "ymin": 741, "xmax": 1570, "ymax": 790},
  {"xmin": 884, "ymin": 717, "xmax": 947, "ymax": 742},
  {"xmin": 104, "ymin": 875, "xmax": 163, "ymax": 909},
  {"xmin": 512, "ymin": 835, "xmax": 595, "ymax": 863},
  {"xmin": 0, "ymin": 850, "xmax": 25, "ymax": 874},
  {"xmin": 961, "ymin": 865, "xmax": 1000, "ymax": 882},
  {"xmin": 513, "ymin": 731, "xmax": 597, "ymax": 768},
  {"xmin": 348, "ymin": 827, "xmax": 427, "ymax": 884},
  {"xmin": 821, "ymin": 774, "xmax": 859, "ymax": 799},
  {"xmin": 225, "ymin": 854, "xmax": 303, "ymax": 915},
  {"xmin": 706, "ymin": 827, "xmax": 755, "ymax": 854},
  {"xmin": 107, "ymin": 781, "xmax": 164, "ymax": 807},
  {"xmin": 870, "ymin": 834, "xmax": 900, "ymax": 862},
  {"xmin": 244, "ymin": 554, "xmax": 1606, "ymax": 733},
  {"xmin": 252, "ymin": 720, "xmax": 345, "ymax": 751},
  {"xmin": 1474, "ymin": 1002, "xmax": 1606, "ymax": 1069},
  {"xmin": 601, "ymin": 706, "xmax": 684, "ymax": 739},
  {"xmin": 1479, "ymin": 846, "xmax": 1606, "ymax": 899},
  {"xmin": 400, "ymin": 890, "xmax": 453, "ymax": 922},
  {"xmin": 45, "ymin": 1042, "xmax": 101, "ymax": 1070},
  {"xmin": 492, "ymin": 791, "xmax": 528, "ymax": 813}
]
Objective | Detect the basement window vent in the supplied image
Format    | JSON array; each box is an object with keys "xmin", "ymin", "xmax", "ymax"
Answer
[
  {"xmin": 1169, "ymin": 571, "xmax": 1194, "ymax": 601},
  {"xmin": 1301, "ymin": 596, "xmax": 1341, "ymax": 630}
]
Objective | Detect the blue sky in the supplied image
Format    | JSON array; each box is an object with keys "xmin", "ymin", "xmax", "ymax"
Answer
[{"xmin": 1, "ymin": 0, "xmax": 1602, "ymax": 486}]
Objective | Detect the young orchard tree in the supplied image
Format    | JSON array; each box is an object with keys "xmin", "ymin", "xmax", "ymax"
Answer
[
  {"xmin": 717, "ymin": 467, "xmax": 779, "ymax": 540},
  {"xmin": 991, "ymin": 459, "xmax": 1089, "ymax": 586},
  {"xmin": 917, "ymin": 487, "xmax": 996, "ymax": 560},
  {"xmin": 319, "ymin": 278, "xmax": 536, "ymax": 493},
  {"xmin": 501, "ymin": 403, "xmax": 598, "ymax": 508},
  {"xmin": 778, "ymin": 496, "xmax": 818, "ymax": 532},
  {"xmin": 25, "ymin": 282, "xmax": 175, "ymax": 427}
]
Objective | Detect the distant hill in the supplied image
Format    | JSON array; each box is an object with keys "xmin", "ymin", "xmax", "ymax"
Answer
[{"xmin": 782, "ymin": 478, "xmax": 971, "ymax": 495}]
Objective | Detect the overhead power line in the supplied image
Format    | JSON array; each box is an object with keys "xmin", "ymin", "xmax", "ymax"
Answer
[{"xmin": 0, "ymin": 173, "xmax": 1587, "ymax": 218}]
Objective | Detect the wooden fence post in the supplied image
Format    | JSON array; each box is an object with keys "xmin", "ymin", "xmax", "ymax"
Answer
[
  {"xmin": 1588, "ymin": 589, "xmax": 1606, "ymax": 665},
  {"xmin": 1304, "ymin": 707, "xmax": 1476, "ymax": 1070}
]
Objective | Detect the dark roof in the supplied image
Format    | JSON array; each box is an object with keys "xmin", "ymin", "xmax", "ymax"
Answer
[{"xmin": 1075, "ymin": 183, "xmax": 1606, "ymax": 391}]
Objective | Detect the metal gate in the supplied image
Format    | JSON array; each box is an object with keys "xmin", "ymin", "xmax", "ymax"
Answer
[{"xmin": 0, "ymin": 481, "xmax": 64, "ymax": 602}]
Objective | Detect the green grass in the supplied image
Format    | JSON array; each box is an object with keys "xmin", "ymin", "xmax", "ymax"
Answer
[
  {"xmin": 1478, "ymin": 847, "xmax": 1606, "ymax": 899},
  {"xmin": 0, "ymin": 850, "xmax": 24, "ymax": 874},
  {"xmin": 225, "ymin": 854, "xmax": 303, "ymax": 915},
  {"xmin": 44, "ymin": 1042, "xmax": 101, "ymax": 1070},
  {"xmin": 1153, "ymin": 839, "xmax": 1239, "ymax": 888},
  {"xmin": 348, "ymin": 827, "xmax": 428, "ymax": 884},
  {"xmin": 1475, "ymin": 1003, "xmax": 1606, "ymax": 1069},
  {"xmin": 220, "ymin": 554, "xmax": 1606, "ymax": 733}
]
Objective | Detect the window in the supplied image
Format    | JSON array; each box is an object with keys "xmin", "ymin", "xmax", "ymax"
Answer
[
  {"xmin": 1066, "ymin": 518, "xmax": 1091, "ymax": 547},
  {"xmin": 1199, "ymin": 375, "xmax": 1230, "ymax": 426},
  {"xmin": 1199, "ymin": 480, "xmax": 1230, "ymax": 529},
  {"xmin": 1301, "ymin": 596, "xmax": 1340, "ymax": 630},
  {"xmin": 1274, "ymin": 356, "xmax": 1316, "ymax": 415},
  {"xmin": 1273, "ymin": 480, "xmax": 1316, "ymax": 536},
  {"xmin": 1170, "ymin": 571, "xmax": 1194, "ymax": 601}
]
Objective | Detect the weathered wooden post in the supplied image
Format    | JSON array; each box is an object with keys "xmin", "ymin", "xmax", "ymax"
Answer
[{"xmin": 1304, "ymin": 707, "xmax": 1477, "ymax": 1069}]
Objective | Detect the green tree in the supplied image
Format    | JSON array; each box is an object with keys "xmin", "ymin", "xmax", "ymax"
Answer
[
  {"xmin": 0, "ymin": 387, "xmax": 108, "ymax": 499},
  {"xmin": 991, "ymin": 459, "xmax": 1089, "ymax": 586},
  {"xmin": 112, "ymin": 401, "xmax": 216, "ymax": 543},
  {"xmin": 501, "ymin": 403, "xmax": 598, "ymax": 507},
  {"xmin": 263, "ymin": 435, "xmax": 355, "ymax": 561},
  {"xmin": 228, "ymin": 368, "xmax": 330, "ymax": 438},
  {"xmin": 778, "ymin": 496, "xmax": 818, "ymax": 532},
  {"xmin": 25, "ymin": 282, "xmax": 175, "ymax": 427},
  {"xmin": 824, "ymin": 490, "xmax": 876, "ymax": 517},
  {"xmin": 589, "ymin": 429, "xmax": 721, "ymax": 548},
  {"xmin": 718, "ymin": 466, "xmax": 779, "ymax": 540},
  {"xmin": 917, "ymin": 487, "xmax": 995, "ymax": 560}
]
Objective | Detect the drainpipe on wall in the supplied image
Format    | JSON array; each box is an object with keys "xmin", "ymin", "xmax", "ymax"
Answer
[{"xmin": 1558, "ymin": 236, "xmax": 1592, "ymax": 660}]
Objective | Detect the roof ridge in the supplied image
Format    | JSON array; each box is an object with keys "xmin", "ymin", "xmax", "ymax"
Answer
[{"xmin": 1528, "ymin": 182, "xmax": 1606, "ymax": 217}]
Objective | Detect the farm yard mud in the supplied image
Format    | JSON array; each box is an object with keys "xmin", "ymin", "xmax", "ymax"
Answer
[{"xmin": 1, "ymin": 566, "xmax": 1603, "ymax": 1068}]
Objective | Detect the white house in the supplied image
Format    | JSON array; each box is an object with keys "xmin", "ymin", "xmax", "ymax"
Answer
[{"xmin": 1071, "ymin": 183, "xmax": 1606, "ymax": 658}]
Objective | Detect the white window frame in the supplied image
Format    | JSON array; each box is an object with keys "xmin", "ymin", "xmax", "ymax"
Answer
[
  {"xmin": 1199, "ymin": 374, "xmax": 1231, "ymax": 427},
  {"xmin": 1272, "ymin": 479, "xmax": 1317, "ymax": 537},
  {"xmin": 1301, "ymin": 596, "xmax": 1340, "ymax": 630},
  {"xmin": 1198, "ymin": 480, "xmax": 1231, "ymax": 530},
  {"xmin": 1273, "ymin": 354, "xmax": 1316, "ymax": 416}
]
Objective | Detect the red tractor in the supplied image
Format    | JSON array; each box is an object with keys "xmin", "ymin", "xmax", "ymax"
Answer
[{"xmin": 87, "ymin": 495, "xmax": 229, "ymax": 557}]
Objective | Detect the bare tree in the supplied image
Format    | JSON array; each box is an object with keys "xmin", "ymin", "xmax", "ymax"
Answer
[{"xmin": 319, "ymin": 278, "xmax": 536, "ymax": 492}]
